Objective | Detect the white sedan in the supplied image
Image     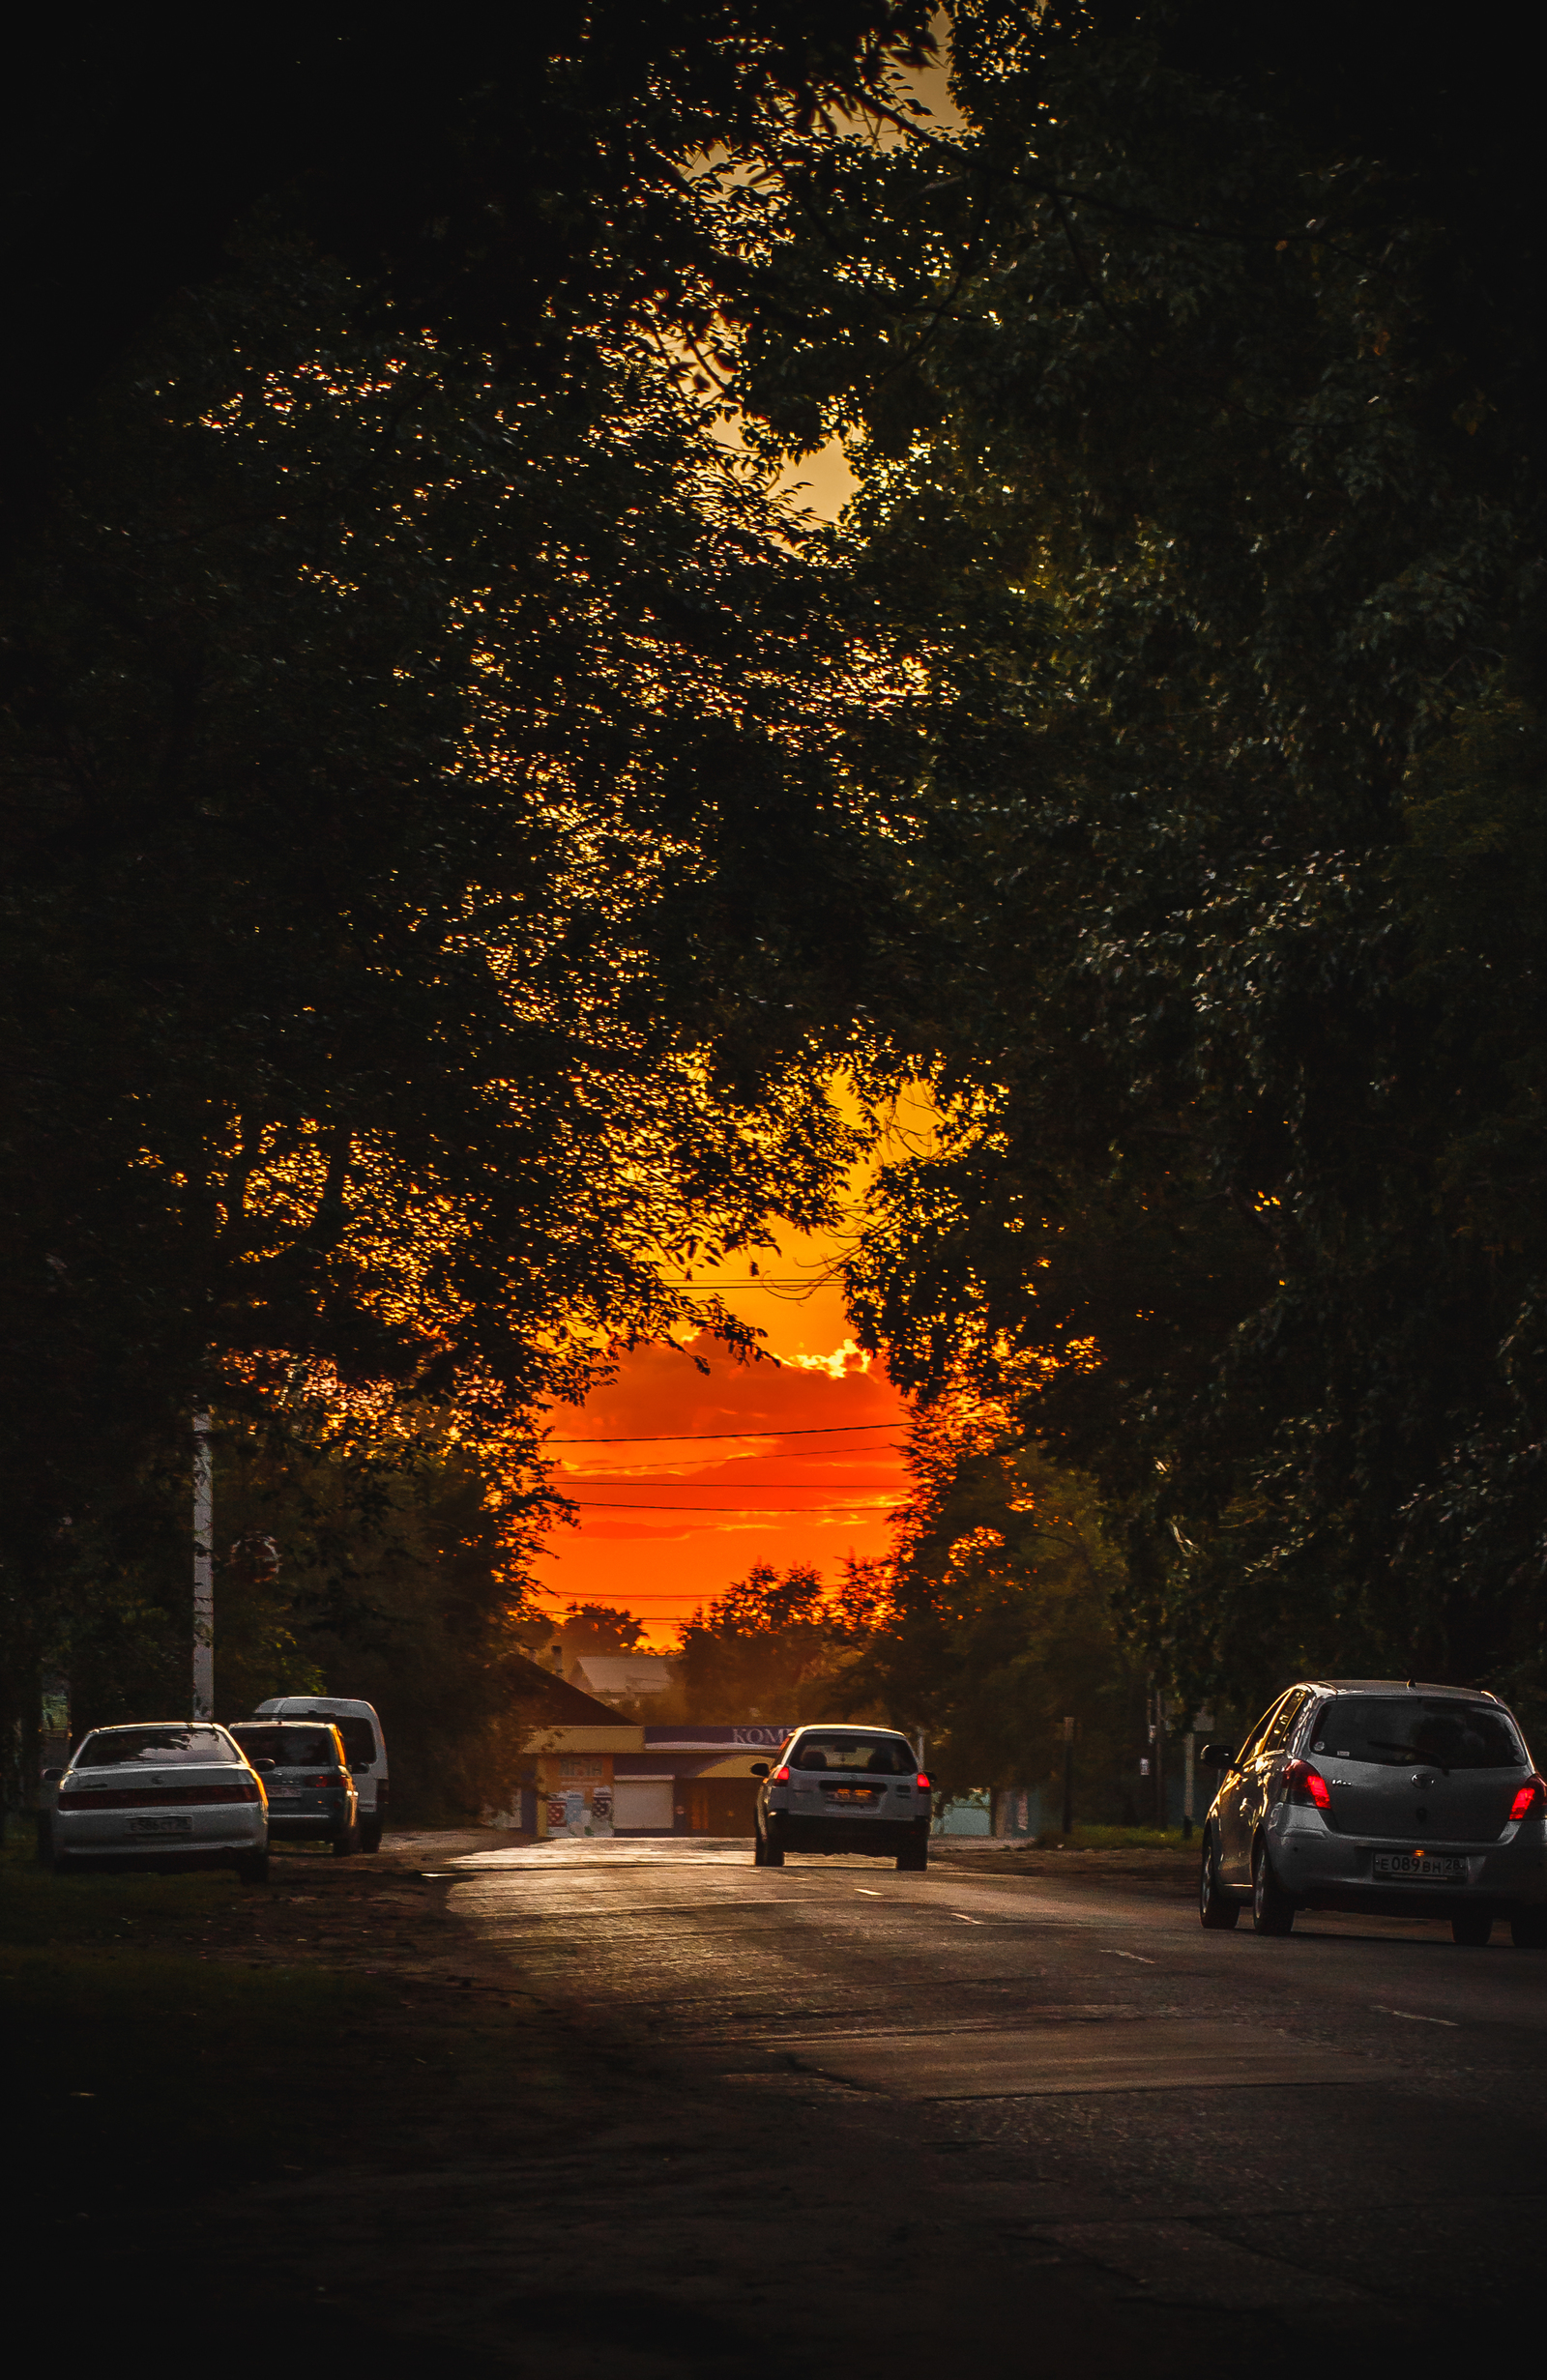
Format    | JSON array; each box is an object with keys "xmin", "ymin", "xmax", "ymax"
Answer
[{"xmin": 50, "ymin": 1723, "xmax": 269, "ymax": 1880}]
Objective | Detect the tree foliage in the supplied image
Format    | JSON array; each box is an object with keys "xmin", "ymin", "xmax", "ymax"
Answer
[
  {"xmin": 0, "ymin": 4, "xmax": 940, "ymax": 1781},
  {"xmin": 723, "ymin": 2, "xmax": 1547, "ymax": 1710}
]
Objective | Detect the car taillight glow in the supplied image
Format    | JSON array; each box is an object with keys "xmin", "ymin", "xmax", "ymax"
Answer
[
  {"xmin": 1508, "ymin": 1776, "xmax": 1545, "ymax": 1822},
  {"xmin": 916, "ymin": 1774, "xmax": 931, "ymax": 1791},
  {"xmin": 305, "ymin": 1773, "xmax": 334, "ymax": 1787},
  {"xmin": 773, "ymin": 1766, "xmax": 791, "ymax": 1784},
  {"xmin": 1284, "ymin": 1759, "xmax": 1332, "ymax": 1810}
]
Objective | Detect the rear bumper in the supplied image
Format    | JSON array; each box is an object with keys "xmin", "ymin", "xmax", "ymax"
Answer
[
  {"xmin": 266, "ymin": 1815, "xmax": 348, "ymax": 1839},
  {"xmin": 54, "ymin": 1808, "xmax": 266, "ymax": 1856},
  {"xmin": 1272, "ymin": 1811, "xmax": 1547, "ymax": 1910},
  {"xmin": 771, "ymin": 1814, "xmax": 929, "ymax": 1856}
]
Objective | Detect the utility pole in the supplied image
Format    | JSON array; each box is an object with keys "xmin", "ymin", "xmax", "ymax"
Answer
[
  {"xmin": 1153, "ymin": 1689, "xmax": 1168, "ymax": 1832},
  {"xmin": 1061, "ymin": 1715, "xmax": 1075, "ymax": 1836},
  {"xmin": 192, "ymin": 1411, "xmax": 214, "ymax": 1720}
]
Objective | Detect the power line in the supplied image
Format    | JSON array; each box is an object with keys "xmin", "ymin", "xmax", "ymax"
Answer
[
  {"xmin": 571, "ymin": 1496, "xmax": 901, "ymax": 1512},
  {"xmin": 558, "ymin": 1445, "xmax": 902, "ymax": 1474},
  {"xmin": 544, "ymin": 1421, "xmax": 900, "ymax": 1444},
  {"xmin": 566, "ymin": 1466, "xmax": 904, "ymax": 1485}
]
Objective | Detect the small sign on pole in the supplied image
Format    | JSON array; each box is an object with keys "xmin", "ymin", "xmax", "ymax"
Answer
[{"xmin": 192, "ymin": 1411, "xmax": 214, "ymax": 1719}]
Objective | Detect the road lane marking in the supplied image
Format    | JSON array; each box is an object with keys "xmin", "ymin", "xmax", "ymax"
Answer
[
  {"xmin": 855, "ymin": 1889, "xmax": 882, "ymax": 1897},
  {"xmin": 950, "ymin": 1913, "xmax": 983, "ymax": 1923},
  {"xmin": 1376, "ymin": 2007, "xmax": 1459, "ymax": 2026},
  {"xmin": 784, "ymin": 2019, "xmax": 1371, "ymax": 2098},
  {"xmin": 1102, "ymin": 1949, "xmax": 1155, "ymax": 1963}
]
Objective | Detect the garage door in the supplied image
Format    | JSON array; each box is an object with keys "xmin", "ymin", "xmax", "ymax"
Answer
[
  {"xmin": 686, "ymin": 1780, "xmax": 758, "ymax": 1836},
  {"xmin": 613, "ymin": 1779, "xmax": 674, "ymax": 1832}
]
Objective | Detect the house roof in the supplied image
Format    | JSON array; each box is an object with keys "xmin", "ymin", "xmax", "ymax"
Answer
[
  {"xmin": 512, "ymin": 1652, "xmax": 632, "ymax": 1728},
  {"xmin": 571, "ymin": 1655, "xmax": 675, "ymax": 1696}
]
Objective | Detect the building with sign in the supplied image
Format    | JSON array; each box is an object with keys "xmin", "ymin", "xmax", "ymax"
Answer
[
  {"xmin": 486, "ymin": 1674, "xmax": 793, "ymax": 1839},
  {"xmin": 486, "ymin": 1656, "xmax": 643, "ymax": 1838},
  {"xmin": 615, "ymin": 1724, "xmax": 790, "ymax": 1838}
]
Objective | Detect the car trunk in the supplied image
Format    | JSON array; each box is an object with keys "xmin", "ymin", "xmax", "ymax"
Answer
[{"xmin": 1331, "ymin": 1760, "xmax": 1518, "ymax": 1843}]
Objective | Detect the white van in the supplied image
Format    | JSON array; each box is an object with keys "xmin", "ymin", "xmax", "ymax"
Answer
[{"xmin": 253, "ymin": 1697, "xmax": 389, "ymax": 1851}]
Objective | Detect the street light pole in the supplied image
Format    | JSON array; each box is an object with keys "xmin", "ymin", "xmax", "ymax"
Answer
[
  {"xmin": 192, "ymin": 1411, "xmax": 214, "ymax": 1720},
  {"xmin": 1061, "ymin": 1716, "xmax": 1075, "ymax": 1836}
]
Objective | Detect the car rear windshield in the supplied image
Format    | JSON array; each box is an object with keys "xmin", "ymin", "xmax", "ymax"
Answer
[
  {"xmin": 231, "ymin": 1727, "xmax": 340, "ymax": 1768},
  {"xmin": 1309, "ymin": 1699, "xmax": 1523, "ymax": 1771},
  {"xmin": 74, "ymin": 1727, "xmax": 239, "ymax": 1767},
  {"xmin": 792, "ymin": 1734, "xmax": 918, "ymax": 1774},
  {"xmin": 273, "ymin": 1711, "xmax": 375, "ymax": 1766},
  {"xmin": 330, "ymin": 1717, "xmax": 376, "ymax": 1768}
]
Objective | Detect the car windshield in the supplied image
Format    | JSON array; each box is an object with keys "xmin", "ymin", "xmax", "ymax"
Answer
[
  {"xmin": 1309, "ymin": 1698, "xmax": 1523, "ymax": 1771},
  {"xmin": 232, "ymin": 1727, "xmax": 339, "ymax": 1768},
  {"xmin": 792, "ymin": 1734, "xmax": 917, "ymax": 1774},
  {"xmin": 74, "ymin": 1727, "xmax": 238, "ymax": 1768}
]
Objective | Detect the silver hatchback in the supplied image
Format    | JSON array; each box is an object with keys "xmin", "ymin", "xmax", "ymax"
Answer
[
  {"xmin": 1198, "ymin": 1678, "xmax": 1547, "ymax": 1945},
  {"xmin": 752, "ymin": 1727, "xmax": 931, "ymax": 1870}
]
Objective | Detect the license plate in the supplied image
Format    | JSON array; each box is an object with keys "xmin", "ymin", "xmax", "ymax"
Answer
[
  {"xmin": 127, "ymin": 1815, "xmax": 194, "ymax": 1835},
  {"xmin": 1373, "ymin": 1851, "xmax": 1468, "ymax": 1882},
  {"xmin": 829, "ymin": 1789, "xmax": 878, "ymax": 1804},
  {"xmin": 269, "ymin": 1788, "xmax": 303, "ymax": 1799}
]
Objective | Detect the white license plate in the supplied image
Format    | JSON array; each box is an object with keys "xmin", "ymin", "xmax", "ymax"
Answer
[
  {"xmin": 1373, "ymin": 1852, "xmax": 1468, "ymax": 1882},
  {"xmin": 269, "ymin": 1788, "xmax": 303, "ymax": 1799},
  {"xmin": 127, "ymin": 1814, "xmax": 194, "ymax": 1835}
]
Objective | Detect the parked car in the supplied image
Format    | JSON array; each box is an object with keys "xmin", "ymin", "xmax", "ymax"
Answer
[
  {"xmin": 252, "ymin": 1697, "xmax": 389, "ymax": 1850},
  {"xmin": 228, "ymin": 1720, "xmax": 358, "ymax": 1854},
  {"xmin": 752, "ymin": 1727, "xmax": 930, "ymax": 1870},
  {"xmin": 1197, "ymin": 1678, "xmax": 1547, "ymax": 1946},
  {"xmin": 48, "ymin": 1723, "xmax": 268, "ymax": 1880}
]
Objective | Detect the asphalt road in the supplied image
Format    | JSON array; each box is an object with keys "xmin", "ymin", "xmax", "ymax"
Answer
[{"xmin": 434, "ymin": 1837, "xmax": 1547, "ymax": 2367}]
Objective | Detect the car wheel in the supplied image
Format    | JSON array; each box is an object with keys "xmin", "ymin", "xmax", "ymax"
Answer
[
  {"xmin": 332, "ymin": 1821, "xmax": 360, "ymax": 1857},
  {"xmin": 896, "ymin": 1843, "xmax": 928, "ymax": 1872},
  {"xmin": 1510, "ymin": 1905, "xmax": 1547, "ymax": 1949},
  {"xmin": 236, "ymin": 1849, "xmax": 270, "ymax": 1885},
  {"xmin": 1251, "ymin": 1838, "xmax": 1295, "ymax": 1935},
  {"xmin": 1452, "ymin": 1908, "xmax": 1493, "ymax": 1946},
  {"xmin": 752, "ymin": 1826, "xmax": 768, "ymax": 1866},
  {"xmin": 1199, "ymin": 1831, "xmax": 1240, "ymax": 1930},
  {"xmin": 762, "ymin": 1828, "xmax": 785, "ymax": 1868},
  {"xmin": 359, "ymin": 1817, "xmax": 383, "ymax": 1854}
]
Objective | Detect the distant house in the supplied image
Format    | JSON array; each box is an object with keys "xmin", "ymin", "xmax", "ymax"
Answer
[
  {"xmin": 486, "ymin": 1653, "xmax": 643, "ymax": 1838},
  {"xmin": 566, "ymin": 1653, "xmax": 676, "ymax": 1704}
]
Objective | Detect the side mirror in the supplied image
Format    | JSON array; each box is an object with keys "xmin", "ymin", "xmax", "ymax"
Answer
[
  {"xmin": 749, "ymin": 1762, "xmax": 770, "ymax": 1780},
  {"xmin": 1199, "ymin": 1743, "xmax": 1238, "ymax": 1770},
  {"xmin": 253, "ymin": 1757, "xmax": 277, "ymax": 1771},
  {"xmin": 41, "ymin": 1766, "xmax": 65, "ymax": 1783},
  {"xmin": 350, "ymin": 1758, "xmax": 370, "ymax": 1773}
]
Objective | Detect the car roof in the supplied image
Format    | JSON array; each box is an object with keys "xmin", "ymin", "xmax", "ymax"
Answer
[
  {"xmin": 787, "ymin": 1722, "xmax": 913, "ymax": 1734},
  {"xmin": 257, "ymin": 1697, "xmax": 380, "ymax": 1719},
  {"xmin": 86, "ymin": 1720, "xmax": 228, "ymax": 1731},
  {"xmin": 1299, "ymin": 1680, "xmax": 1500, "ymax": 1700}
]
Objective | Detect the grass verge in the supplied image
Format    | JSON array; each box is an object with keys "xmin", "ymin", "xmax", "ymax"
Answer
[{"xmin": 1, "ymin": 1838, "xmax": 386, "ymax": 2201}]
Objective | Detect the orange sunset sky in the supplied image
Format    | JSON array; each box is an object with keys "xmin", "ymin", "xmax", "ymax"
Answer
[
  {"xmin": 528, "ymin": 38, "xmax": 960, "ymax": 1641},
  {"xmin": 530, "ymin": 1087, "xmax": 933, "ymax": 1644}
]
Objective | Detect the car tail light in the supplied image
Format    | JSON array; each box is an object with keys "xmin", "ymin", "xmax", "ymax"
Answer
[
  {"xmin": 916, "ymin": 1774, "xmax": 931, "ymax": 1791},
  {"xmin": 1508, "ymin": 1776, "xmax": 1545, "ymax": 1822},
  {"xmin": 773, "ymin": 1766, "xmax": 791, "ymax": 1785},
  {"xmin": 305, "ymin": 1773, "xmax": 333, "ymax": 1787},
  {"xmin": 1283, "ymin": 1759, "xmax": 1332, "ymax": 1810}
]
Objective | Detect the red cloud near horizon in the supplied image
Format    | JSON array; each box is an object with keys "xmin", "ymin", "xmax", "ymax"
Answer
[{"xmin": 531, "ymin": 1327, "xmax": 911, "ymax": 1642}]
